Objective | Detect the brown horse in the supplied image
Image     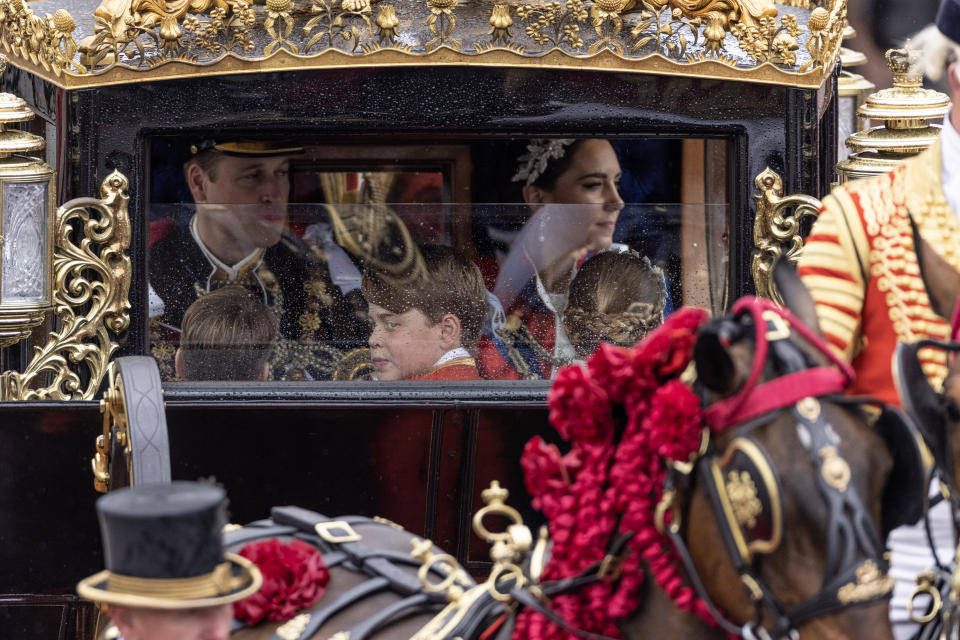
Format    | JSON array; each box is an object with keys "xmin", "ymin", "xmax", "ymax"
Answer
[
  {"xmin": 228, "ymin": 264, "xmax": 912, "ymax": 640},
  {"xmin": 620, "ymin": 262, "xmax": 912, "ymax": 640}
]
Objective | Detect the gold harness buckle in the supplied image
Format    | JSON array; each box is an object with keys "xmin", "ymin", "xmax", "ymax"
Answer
[
  {"xmin": 598, "ymin": 554, "xmax": 625, "ymax": 582},
  {"xmin": 315, "ymin": 520, "xmax": 362, "ymax": 543},
  {"xmin": 762, "ymin": 309, "xmax": 791, "ymax": 342}
]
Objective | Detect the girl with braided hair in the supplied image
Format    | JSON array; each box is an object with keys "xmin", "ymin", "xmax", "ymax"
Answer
[
  {"xmin": 563, "ymin": 250, "xmax": 667, "ymax": 359},
  {"xmin": 480, "ymin": 138, "xmax": 666, "ymax": 379}
]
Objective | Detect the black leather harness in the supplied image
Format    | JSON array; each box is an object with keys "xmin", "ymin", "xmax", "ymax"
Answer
[{"xmin": 648, "ymin": 301, "xmax": 926, "ymax": 639}]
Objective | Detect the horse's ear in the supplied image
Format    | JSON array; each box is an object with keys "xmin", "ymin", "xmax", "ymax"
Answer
[
  {"xmin": 773, "ymin": 258, "xmax": 822, "ymax": 336},
  {"xmin": 913, "ymin": 219, "xmax": 960, "ymax": 321},
  {"xmin": 694, "ymin": 323, "xmax": 737, "ymax": 394}
]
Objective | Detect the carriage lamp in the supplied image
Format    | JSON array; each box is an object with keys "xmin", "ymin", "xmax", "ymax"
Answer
[
  {"xmin": 0, "ymin": 68, "xmax": 55, "ymax": 347},
  {"xmin": 837, "ymin": 24, "xmax": 875, "ymax": 164},
  {"xmin": 837, "ymin": 48, "xmax": 950, "ymax": 183}
]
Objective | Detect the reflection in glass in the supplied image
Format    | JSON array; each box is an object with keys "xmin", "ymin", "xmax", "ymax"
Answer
[
  {"xmin": 148, "ymin": 203, "xmax": 728, "ymax": 383},
  {"xmin": 147, "ymin": 135, "xmax": 727, "ymax": 383}
]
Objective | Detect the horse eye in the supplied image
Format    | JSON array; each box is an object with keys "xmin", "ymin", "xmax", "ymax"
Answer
[
  {"xmin": 717, "ymin": 321, "xmax": 743, "ymax": 346},
  {"xmin": 944, "ymin": 398, "xmax": 960, "ymax": 422}
]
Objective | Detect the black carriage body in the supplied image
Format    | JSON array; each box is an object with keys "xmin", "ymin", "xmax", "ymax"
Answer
[{"xmin": 0, "ymin": 63, "xmax": 838, "ymax": 639}]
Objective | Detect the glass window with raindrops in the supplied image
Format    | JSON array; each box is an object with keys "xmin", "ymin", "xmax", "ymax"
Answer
[{"xmin": 146, "ymin": 136, "xmax": 729, "ymax": 383}]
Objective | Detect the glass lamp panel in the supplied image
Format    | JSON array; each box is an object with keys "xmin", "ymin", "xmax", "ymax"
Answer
[
  {"xmin": 1, "ymin": 180, "xmax": 48, "ymax": 305},
  {"xmin": 837, "ymin": 95, "xmax": 858, "ymax": 163}
]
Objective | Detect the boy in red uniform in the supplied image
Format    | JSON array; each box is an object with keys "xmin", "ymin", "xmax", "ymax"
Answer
[{"xmin": 362, "ymin": 245, "xmax": 487, "ymax": 381}]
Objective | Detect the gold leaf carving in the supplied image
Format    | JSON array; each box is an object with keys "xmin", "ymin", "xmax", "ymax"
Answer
[
  {"xmin": 0, "ymin": 170, "xmax": 131, "ymax": 401},
  {"xmin": 516, "ymin": 0, "xmax": 587, "ymax": 49},
  {"xmin": 751, "ymin": 167, "xmax": 821, "ymax": 305},
  {"xmin": 629, "ymin": 3, "xmax": 699, "ymax": 58},
  {"xmin": 0, "ymin": 0, "xmax": 846, "ymax": 89}
]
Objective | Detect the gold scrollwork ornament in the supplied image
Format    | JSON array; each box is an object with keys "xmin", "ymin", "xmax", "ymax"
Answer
[
  {"xmin": 726, "ymin": 470, "xmax": 762, "ymax": 528},
  {"xmin": 751, "ymin": 167, "xmax": 822, "ymax": 305},
  {"xmin": 588, "ymin": 0, "xmax": 627, "ymax": 55},
  {"xmin": 837, "ymin": 560, "xmax": 895, "ymax": 604},
  {"xmin": 92, "ymin": 360, "xmax": 131, "ymax": 492},
  {"xmin": 0, "ymin": 170, "xmax": 131, "ymax": 401},
  {"xmin": 264, "ymin": 0, "xmax": 298, "ymax": 54},
  {"xmin": 629, "ymin": 4, "xmax": 701, "ymax": 58},
  {"xmin": 515, "ymin": 0, "xmax": 587, "ymax": 49},
  {"xmin": 425, "ymin": 0, "xmax": 460, "ymax": 50}
]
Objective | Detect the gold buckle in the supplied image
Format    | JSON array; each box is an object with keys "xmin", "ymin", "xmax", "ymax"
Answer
[
  {"xmin": 598, "ymin": 554, "xmax": 625, "ymax": 582},
  {"xmin": 762, "ymin": 309, "xmax": 791, "ymax": 341},
  {"xmin": 315, "ymin": 520, "xmax": 362, "ymax": 543},
  {"xmin": 908, "ymin": 571, "xmax": 942, "ymax": 624}
]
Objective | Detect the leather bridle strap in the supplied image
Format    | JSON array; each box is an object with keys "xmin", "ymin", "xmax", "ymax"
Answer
[
  {"xmin": 705, "ymin": 367, "xmax": 848, "ymax": 431},
  {"xmin": 662, "ymin": 511, "xmax": 781, "ymax": 639},
  {"xmin": 679, "ymin": 400, "xmax": 893, "ymax": 639},
  {"xmin": 704, "ymin": 297, "xmax": 854, "ymax": 433}
]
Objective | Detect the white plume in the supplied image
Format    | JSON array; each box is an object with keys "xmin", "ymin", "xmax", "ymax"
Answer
[{"xmin": 908, "ymin": 23, "xmax": 960, "ymax": 81}]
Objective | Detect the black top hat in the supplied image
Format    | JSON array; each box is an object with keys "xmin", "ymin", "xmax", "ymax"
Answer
[
  {"xmin": 938, "ymin": 0, "xmax": 960, "ymax": 46},
  {"xmin": 77, "ymin": 482, "xmax": 261, "ymax": 609},
  {"xmin": 189, "ymin": 139, "xmax": 304, "ymax": 157}
]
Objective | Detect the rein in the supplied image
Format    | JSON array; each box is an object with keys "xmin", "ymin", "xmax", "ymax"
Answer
[{"xmin": 896, "ymin": 337, "xmax": 960, "ymax": 636}]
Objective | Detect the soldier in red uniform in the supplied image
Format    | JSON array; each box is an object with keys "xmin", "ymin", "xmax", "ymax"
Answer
[
  {"xmin": 796, "ymin": 7, "xmax": 960, "ymax": 636},
  {"xmin": 796, "ymin": 28, "xmax": 960, "ymax": 406}
]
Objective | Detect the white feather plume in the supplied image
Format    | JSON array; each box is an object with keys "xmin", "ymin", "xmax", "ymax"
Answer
[{"xmin": 909, "ymin": 23, "xmax": 960, "ymax": 82}]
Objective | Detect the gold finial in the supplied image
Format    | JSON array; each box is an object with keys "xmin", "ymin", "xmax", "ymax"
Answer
[
  {"xmin": 481, "ymin": 480, "xmax": 509, "ymax": 505},
  {"xmin": 837, "ymin": 46, "xmax": 951, "ymax": 181},
  {"xmin": 410, "ymin": 537, "xmax": 434, "ymax": 563}
]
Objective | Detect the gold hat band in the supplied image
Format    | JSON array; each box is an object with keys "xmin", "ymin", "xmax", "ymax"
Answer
[{"xmin": 106, "ymin": 562, "xmax": 242, "ymax": 599}]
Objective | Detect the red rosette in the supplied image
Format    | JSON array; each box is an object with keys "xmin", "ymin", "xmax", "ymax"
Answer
[
  {"xmin": 547, "ymin": 364, "xmax": 613, "ymax": 444},
  {"xmin": 585, "ymin": 343, "xmax": 640, "ymax": 404},
  {"xmin": 233, "ymin": 539, "xmax": 330, "ymax": 626},
  {"xmin": 521, "ymin": 437, "xmax": 581, "ymax": 516},
  {"xmin": 644, "ymin": 379, "xmax": 704, "ymax": 462},
  {"xmin": 635, "ymin": 307, "xmax": 709, "ymax": 380}
]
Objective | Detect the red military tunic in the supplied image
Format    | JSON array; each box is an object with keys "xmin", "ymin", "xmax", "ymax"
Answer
[
  {"xmin": 408, "ymin": 357, "xmax": 483, "ymax": 381},
  {"xmin": 797, "ymin": 139, "xmax": 959, "ymax": 405}
]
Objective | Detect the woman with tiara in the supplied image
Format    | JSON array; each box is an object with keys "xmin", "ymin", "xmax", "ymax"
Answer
[{"xmin": 479, "ymin": 138, "xmax": 633, "ymax": 379}]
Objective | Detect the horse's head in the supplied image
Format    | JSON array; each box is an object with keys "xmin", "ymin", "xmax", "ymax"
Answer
[{"xmin": 682, "ymin": 261, "xmax": 916, "ymax": 640}]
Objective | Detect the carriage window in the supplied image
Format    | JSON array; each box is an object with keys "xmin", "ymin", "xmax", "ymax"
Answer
[{"xmin": 147, "ymin": 138, "xmax": 728, "ymax": 383}]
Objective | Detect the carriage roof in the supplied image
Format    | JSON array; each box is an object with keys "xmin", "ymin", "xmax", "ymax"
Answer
[{"xmin": 1, "ymin": 0, "xmax": 845, "ymax": 88}]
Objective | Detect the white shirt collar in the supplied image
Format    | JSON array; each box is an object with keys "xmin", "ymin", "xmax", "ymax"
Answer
[
  {"xmin": 941, "ymin": 116, "xmax": 960, "ymax": 219},
  {"xmin": 433, "ymin": 347, "xmax": 472, "ymax": 367},
  {"xmin": 189, "ymin": 215, "xmax": 263, "ymax": 284}
]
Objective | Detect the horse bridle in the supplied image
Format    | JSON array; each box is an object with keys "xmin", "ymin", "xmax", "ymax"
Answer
[
  {"xmin": 656, "ymin": 298, "xmax": 902, "ymax": 640},
  {"xmin": 895, "ymin": 338, "xmax": 960, "ymax": 637}
]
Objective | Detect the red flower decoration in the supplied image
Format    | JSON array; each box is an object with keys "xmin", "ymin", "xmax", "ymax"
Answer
[
  {"xmin": 234, "ymin": 539, "xmax": 330, "ymax": 626},
  {"xmin": 517, "ymin": 307, "xmax": 714, "ymax": 640},
  {"xmin": 548, "ymin": 364, "xmax": 613, "ymax": 444}
]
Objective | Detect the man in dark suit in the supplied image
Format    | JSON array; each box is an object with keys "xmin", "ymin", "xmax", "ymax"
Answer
[{"xmin": 149, "ymin": 140, "xmax": 365, "ymax": 380}]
